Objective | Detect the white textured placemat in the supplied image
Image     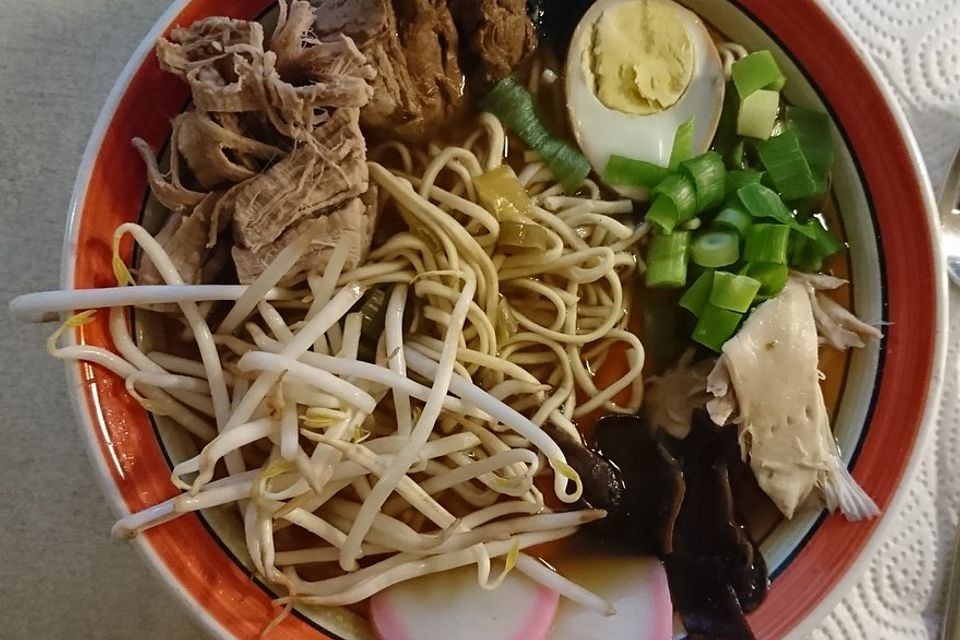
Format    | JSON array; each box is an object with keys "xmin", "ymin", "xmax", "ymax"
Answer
[
  {"xmin": 811, "ymin": 1, "xmax": 960, "ymax": 638},
  {"xmin": 0, "ymin": 1, "xmax": 957, "ymax": 639}
]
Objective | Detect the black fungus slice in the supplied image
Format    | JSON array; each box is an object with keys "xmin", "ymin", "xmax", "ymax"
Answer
[
  {"xmin": 588, "ymin": 414, "xmax": 684, "ymax": 555},
  {"xmin": 589, "ymin": 410, "xmax": 768, "ymax": 640},
  {"xmin": 543, "ymin": 423, "xmax": 625, "ymax": 515}
]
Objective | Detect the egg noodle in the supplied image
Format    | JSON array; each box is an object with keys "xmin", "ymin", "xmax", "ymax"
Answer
[{"xmin": 43, "ymin": 113, "xmax": 646, "ymax": 616}]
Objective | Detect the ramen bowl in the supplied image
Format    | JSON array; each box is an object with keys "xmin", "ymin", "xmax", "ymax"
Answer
[{"xmin": 61, "ymin": 0, "xmax": 946, "ymax": 638}]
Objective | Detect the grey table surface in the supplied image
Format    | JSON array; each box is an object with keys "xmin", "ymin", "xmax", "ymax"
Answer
[{"xmin": 0, "ymin": 1, "xmax": 956, "ymax": 639}]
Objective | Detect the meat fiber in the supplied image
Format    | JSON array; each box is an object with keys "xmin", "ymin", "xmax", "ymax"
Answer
[
  {"xmin": 314, "ymin": 0, "xmax": 464, "ymax": 142},
  {"xmin": 314, "ymin": 0, "xmax": 537, "ymax": 142},
  {"xmin": 232, "ymin": 193, "xmax": 378, "ymax": 285},
  {"xmin": 225, "ymin": 107, "xmax": 368, "ymax": 252},
  {"xmin": 135, "ymin": 1, "xmax": 378, "ymax": 287},
  {"xmin": 451, "ymin": 0, "xmax": 538, "ymax": 81}
]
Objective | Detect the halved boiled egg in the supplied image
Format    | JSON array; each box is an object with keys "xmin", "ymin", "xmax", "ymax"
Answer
[{"xmin": 566, "ymin": 0, "xmax": 726, "ymax": 197}]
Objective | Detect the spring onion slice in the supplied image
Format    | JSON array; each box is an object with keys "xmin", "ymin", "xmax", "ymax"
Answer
[
  {"xmin": 712, "ymin": 207, "xmax": 753, "ymax": 235},
  {"xmin": 538, "ymin": 138, "xmax": 593, "ymax": 195},
  {"xmin": 732, "ymin": 51, "xmax": 786, "ymax": 97},
  {"xmin": 756, "ymin": 130, "xmax": 820, "ymax": 201},
  {"xmin": 653, "ymin": 174, "xmax": 698, "ymax": 223},
  {"xmin": 742, "ymin": 262, "xmax": 789, "ymax": 299},
  {"xmin": 483, "ymin": 76, "xmax": 548, "ymax": 146},
  {"xmin": 691, "ymin": 230, "xmax": 739, "ymax": 268},
  {"xmin": 804, "ymin": 217, "xmax": 844, "ymax": 256},
  {"xmin": 679, "ymin": 269, "xmax": 714, "ymax": 317},
  {"xmin": 737, "ymin": 183, "xmax": 817, "ymax": 239},
  {"xmin": 786, "ymin": 106, "xmax": 834, "ymax": 192},
  {"xmin": 645, "ymin": 196, "xmax": 680, "ymax": 235},
  {"xmin": 679, "ymin": 151, "xmax": 727, "ymax": 212},
  {"xmin": 669, "ymin": 116, "xmax": 696, "ymax": 169},
  {"xmin": 692, "ymin": 304, "xmax": 743, "ymax": 352},
  {"xmin": 709, "ymin": 271, "xmax": 761, "ymax": 313},
  {"xmin": 728, "ymin": 140, "xmax": 747, "ymax": 170},
  {"xmin": 483, "ymin": 77, "xmax": 590, "ymax": 194},
  {"xmin": 744, "ymin": 223, "xmax": 790, "ymax": 264},
  {"xmin": 737, "ymin": 89, "xmax": 780, "ymax": 140},
  {"xmin": 789, "ymin": 217, "xmax": 844, "ymax": 271},
  {"xmin": 711, "ymin": 80, "xmax": 741, "ymax": 166},
  {"xmin": 726, "ymin": 170, "xmax": 764, "ymax": 194},
  {"xmin": 645, "ymin": 231, "xmax": 691, "ymax": 289},
  {"xmin": 604, "ymin": 155, "xmax": 670, "ymax": 189}
]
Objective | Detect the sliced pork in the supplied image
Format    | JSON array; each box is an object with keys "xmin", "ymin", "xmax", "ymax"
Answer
[
  {"xmin": 451, "ymin": 0, "xmax": 538, "ymax": 81},
  {"xmin": 314, "ymin": 0, "xmax": 537, "ymax": 142},
  {"xmin": 314, "ymin": 0, "xmax": 465, "ymax": 142}
]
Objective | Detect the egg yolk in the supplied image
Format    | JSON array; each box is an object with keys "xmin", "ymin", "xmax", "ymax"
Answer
[{"xmin": 587, "ymin": 0, "xmax": 695, "ymax": 116}]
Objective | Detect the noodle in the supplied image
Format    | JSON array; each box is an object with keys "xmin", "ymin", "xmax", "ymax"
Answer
[{"xmin": 31, "ymin": 112, "xmax": 649, "ymax": 618}]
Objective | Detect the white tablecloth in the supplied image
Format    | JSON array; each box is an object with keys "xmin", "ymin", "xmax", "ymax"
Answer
[{"xmin": 0, "ymin": 1, "xmax": 957, "ymax": 638}]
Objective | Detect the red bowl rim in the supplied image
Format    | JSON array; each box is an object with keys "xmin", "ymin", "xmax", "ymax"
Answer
[{"xmin": 59, "ymin": 0, "xmax": 947, "ymax": 638}]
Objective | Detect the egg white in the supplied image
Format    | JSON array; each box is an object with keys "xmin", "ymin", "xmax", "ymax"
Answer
[{"xmin": 566, "ymin": 0, "xmax": 726, "ymax": 195}]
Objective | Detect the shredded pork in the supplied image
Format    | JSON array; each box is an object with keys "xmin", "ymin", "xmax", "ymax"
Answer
[{"xmin": 136, "ymin": 1, "xmax": 378, "ymax": 287}]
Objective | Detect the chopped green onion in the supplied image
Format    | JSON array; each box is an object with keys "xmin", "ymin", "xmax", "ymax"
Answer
[
  {"xmin": 732, "ymin": 51, "xmax": 786, "ymax": 97},
  {"xmin": 645, "ymin": 231, "xmax": 691, "ymax": 289},
  {"xmin": 709, "ymin": 271, "xmax": 762, "ymax": 313},
  {"xmin": 680, "ymin": 269, "xmax": 715, "ymax": 317},
  {"xmin": 483, "ymin": 76, "xmax": 590, "ymax": 194},
  {"xmin": 712, "ymin": 207, "xmax": 754, "ymax": 235},
  {"xmin": 645, "ymin": 196, "xmax": 680, "ymax": 235},
  {"xmin": 692, "ymin": 304, "xmax": 743, "ymax": 352},
  {"xmin": 805, "ymin": 217, "xmax": 844, "ymax": 255},
  {"xmin": 653, "ymin": 174, "xmax": 698, "ymax": 223},
  {"xmin": 726, "ymin": 169, "xmax": 764, "ymax": 193},
  {"xmin": 604, "ymin": 155, "xmax": 670, "ymax": 189},
  {"xmin": 729, "ymin": 139, "xmax": 747, "ymax": 169},
  {"xmin": 737, "ymin": 182, "xmax": 817, "ymax": 239},
  {"xmin": 680, "ymin": 151, "xmax": 727, "ymax": 212},
  {"xmin": 789, "ymin": 217, "xmax": 844, "ymax": 271},
  {"xmin": 756, "ymin": 130, "xmax": 820, "ymax": 201},
  {"xmin": 788, "ymin": 235, "xmax": 821, "ymax": 272},
  {"xmin": 744, "ymin": 223, "xmax": 790, "ymax": 264},
  {"xmin": 737, "ymin": 89, "xmax": 781, "ymax": 140},
  {"xmin": 712, "ymin": 80, "xmax": 740, "ymax": 164},
  {"xmin": 669, "ymin": 116, "xmax": 696, "ymax": 169},
  {"xmin": 742, "ymin": 262, "xmax": 789, "ymax": 299},
  {"xmin": 483, "ymin": 76, "xmax": 548, "ymax": 145},
  {"xmin": 538, "ymin": 138, "xmax": 593, "ymax": 194},
  {"xmin": 691, "ymin": 230, "xmax": 740, "ymax": 268},
  {"xmin": 786, "ymin": 106, "xmax": 834, "ymax": 194}
]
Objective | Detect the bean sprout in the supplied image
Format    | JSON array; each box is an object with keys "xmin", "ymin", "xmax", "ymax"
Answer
[{"xmin": 14, "ymin": 113, "xmax": 653, "ymax": 621}]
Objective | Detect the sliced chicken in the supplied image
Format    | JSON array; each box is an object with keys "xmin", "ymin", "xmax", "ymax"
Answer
[
  {"xmin": 706, "ymin": 279, "xmax": 879, "ymax": 521},
  {"xmin": 791, "ymin": 271, "xmax": 883, "ymax": 350}
]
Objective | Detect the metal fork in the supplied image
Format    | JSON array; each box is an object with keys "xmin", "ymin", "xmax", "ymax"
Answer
[
  {"xmin": 942, "ymin": 146, "xmax": 960, "ymax": 288},
  {"xmin": 939, "ymin": 145, "xmax": 960, "ymax": 640}
]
